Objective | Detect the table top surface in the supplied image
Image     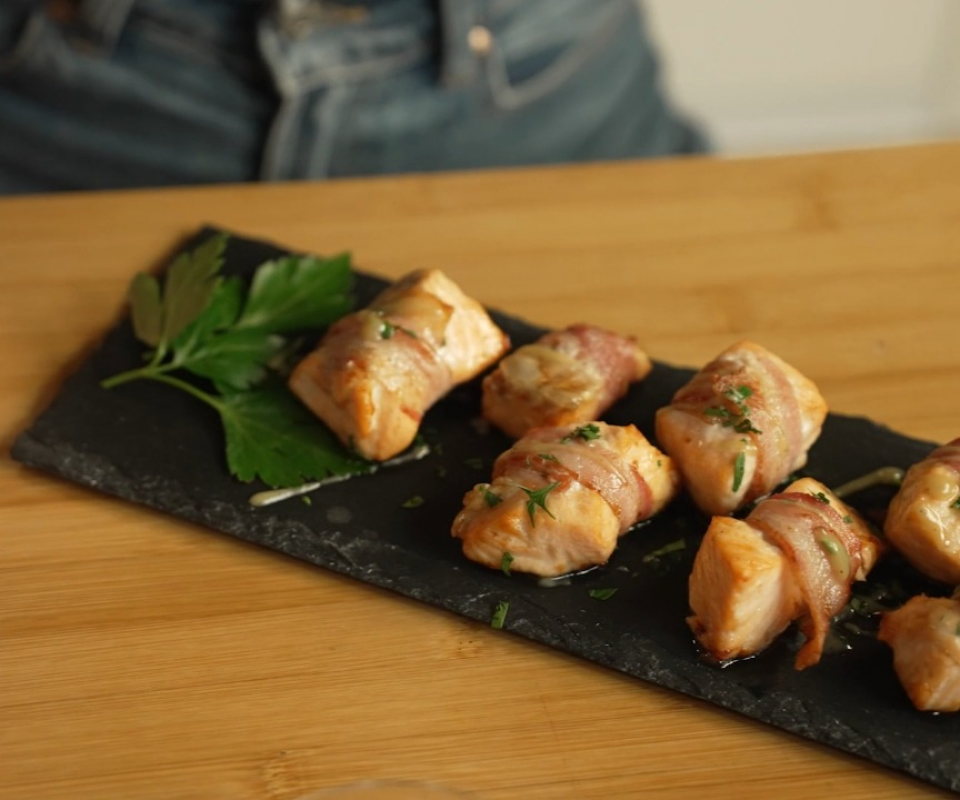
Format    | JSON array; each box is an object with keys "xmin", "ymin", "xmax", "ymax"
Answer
[{"xmin": 3, "ymin": 142, "xmax": 960, "ymax": 800}]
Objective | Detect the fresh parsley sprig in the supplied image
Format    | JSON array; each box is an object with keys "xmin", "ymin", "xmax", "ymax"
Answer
[{"xmin": 102, "ymin": 233, "xmax": 366, "ymax": 488}]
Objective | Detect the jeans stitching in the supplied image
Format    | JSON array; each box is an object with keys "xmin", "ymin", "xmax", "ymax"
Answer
[{"xmin": 482, "ymin": 1, "xmax": 631, "ymax": 112}]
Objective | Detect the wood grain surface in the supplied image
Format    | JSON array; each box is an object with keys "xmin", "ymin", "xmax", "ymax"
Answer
[{"xmin": 3, "ymin": 142, "xmax": 960, "ymax": 800}]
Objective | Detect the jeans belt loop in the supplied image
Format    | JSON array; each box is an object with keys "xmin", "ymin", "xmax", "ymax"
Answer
[
  {"xmin": 437, "ymin": 0, "xmax": 484, "ymax": 89},
  {"xmin": 79, "ymin": 0, "xmax": 137, "ymax": 50}
]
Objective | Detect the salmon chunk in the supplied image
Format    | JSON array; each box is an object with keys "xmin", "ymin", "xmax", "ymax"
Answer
[
  {"xmin": 482, "ymin": 324, "xmax": 651, "ymax": 439},
  {"xmin": 879, "ymin": 595, "xmax": 960, "ymax": 712},
  {"xmin": 289, "ymin": 269, "xmax": 509, "ymax": 461},
  {"xmin": 452, "ymin": 421, "xmax": 681, "ymax": 577}
]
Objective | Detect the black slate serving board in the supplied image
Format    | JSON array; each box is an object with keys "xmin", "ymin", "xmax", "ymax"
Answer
[{"xmin": 12, "ymin": 229, "xmax": 959, "ymax": 793}]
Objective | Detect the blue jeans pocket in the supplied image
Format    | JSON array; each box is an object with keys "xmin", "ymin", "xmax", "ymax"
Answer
[{"xmin": 480, "ymin": 0, "xmax": 634, "ymax": 112}]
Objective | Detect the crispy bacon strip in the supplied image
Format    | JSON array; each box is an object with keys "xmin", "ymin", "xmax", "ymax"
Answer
[
  {"xmin": 884, "ymin": 436, "xmax": 960, "ymax": 584},
  {"xmin": 930, "ymin": 439, "xmax": 960, "ymax": 473},
  {"xmin": 482, "ymin": 324, "xmax": 651, "ymax": 439},
  {"xmin": 289, "ymin": 269, "xmax": 509, "ymax": 461},
  {"xmin": 655, "ymin": 340, "xmax": 827, "ymax": 516},
  {"xmin": 749, "ymin": 492, "xmax": 864, "ymax": 669},
  {"xmin": 452, "ymin": 422, "xmax": 680, "ymax": 577},
  {"xmin": 688, "ymin": 477, "xmax": 880, "ymax": 670},
  {"xmin": 498, "ymin": 426, "xmax": 655, "ymax": 532}
]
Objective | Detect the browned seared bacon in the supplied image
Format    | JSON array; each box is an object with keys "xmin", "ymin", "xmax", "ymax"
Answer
[
  {"xmin": 289, "ymin": 269, "xmax": 510, "ymax": 461},
  {"xmin": 655, "ymin": 340, "xmax": 827, "ymax": 516},
  {"xmin": 688, "ymin": 477, "xmax": 881, "ymax": 669},
  {"xmin": 884, "ymin": 437, "xmax": 960, "ymax": 584},
  {"xmin": 481, "ymin": 324, "xmax": 652, "ymax": 439},
  {"xmin": 879, "ymin": 594, "xmax": 960, "ymax": 712},
  {"xmin": 452, "ymin": 422, "xmax": 681, "ymax": 578}
]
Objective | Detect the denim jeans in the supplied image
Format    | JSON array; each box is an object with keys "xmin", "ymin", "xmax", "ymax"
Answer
[{"xmin": 0, "ymin": 0, "xmax": 707, "ymax": 194}]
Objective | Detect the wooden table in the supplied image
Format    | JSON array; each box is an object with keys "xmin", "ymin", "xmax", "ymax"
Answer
[{"xmin": 3, "ymin": 142, "xmax": 960, "ymax": 800}]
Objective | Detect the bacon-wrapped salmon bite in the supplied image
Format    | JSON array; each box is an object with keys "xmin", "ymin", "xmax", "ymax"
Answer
[
  {"xmin": 288, "ymin": 269, "xmax": 510, "ymax": 462},
  {"xmin": 878, "ymin": 594, "xmax": 960, "ymax": 712},
  {"xmin": 481, "ymin": 324, "xmax": 652, "ymax": 439},
  {"xmin": 883, "ymin": 438, "xmax": 960, "ymax": 584},
  {"xmin": 451, "ymin": 422, "xmax": 681, "ymax": 578},
  {"xmin": 688, "ymin": 477, "xmax": 882, "ymax": 669},
  {"xmin": 655, "ymin": 340, "xmax": 827, "ymax": 517}
]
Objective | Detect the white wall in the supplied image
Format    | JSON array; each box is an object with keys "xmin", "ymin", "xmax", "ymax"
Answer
[{"xmin": 643, "ymin": 0, "xmax": 960, "ymax": 155}]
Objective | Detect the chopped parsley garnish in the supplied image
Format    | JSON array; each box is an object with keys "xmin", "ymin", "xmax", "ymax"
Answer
[
  {"xmin": 589, "ymin": 588, "xmax": 618, "ymax": 600},
  {"xmin": 842, "ymin": 515, "xmax": 853, "ymax": 524},
  {"xmin": 482, "ymin": 486, "xmax": 502, "ymax": 507},
  {"xmin": 500, "ymin": 551, "xmax": 514, "ymax": 576},
  {"xmin": 379, "ymin": 320, "xmax": 397, "ymax": 339},
  {"xmin": 705, "ymin": 385, "xmax": 762, "ymax": 435},
  {"xmin": 401, "ymin": 495, "xmax": 425, "ymax": 508},
  {"xmin": 953, "ymin": 496, "xmax": 960, "ymax": 510},
  {"xmin": 538, "ymin": 453, "xmax": 560, "ymax": 462},
  {"xmin": 491, "ymin": 601, "xmax": 509, "ymax": 629},
  {"xmin": 562, "ymin": 423, "xmax": 601, "ymax": 443},
  {"xmin": 378, "ymin": 319, "xmax": 417, "ymax": 340},
  {"xmin": 812, "ymin": 491, "xmax": 831, "ymax": 504},
  {"xmin": 732, "ymin": 451, "xmax": 746, "ymax": 492},
  {"xmin": 520, "ymin": 482, "xmax": 560, "ymax": 525},
  {"xmin": 642, "ymin": 538, "xmax": 686, "ymax": 564}
]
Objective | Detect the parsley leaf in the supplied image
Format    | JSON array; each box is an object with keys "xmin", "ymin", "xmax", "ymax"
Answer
[
  {"xmin": 103, "ymin": 233, "xmax": 365, "ymax": 488},
  {"xmin": 236, "ymin": 253, "xmax": 353, "ymax": 334},
  {"xmin": 129, "ymin": 232, "xmax": 227, "ymax": 357},
  {"xmin": 218, "ymin": 382, "xmax": 369, "ymax": 487},
  {"xmin": 500, "ymin": 551, "xmax": 514, "ymax": 576}
]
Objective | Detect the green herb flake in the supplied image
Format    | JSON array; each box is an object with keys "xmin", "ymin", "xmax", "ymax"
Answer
[
  {"xmin": 482, "ymin": 486, "xmax": 502, "ymax": 508},
  {"xmin": 812, "ymin": 491, "xmax": 831, "ymax": 504},
  {"xmin": 380, "ymin": 320, "xmax": 397, "ymax": 339},
  {"xmin": 500, "ymin": 551, "xmax": 514, "ymax": 576},
  {"xmin": 520, "ymin": 481, "xmax": 560, "ymax": 525},
  {"xmin": 401, "ymin": 495, "xmax": 425, "ymax": 509},
  {"xmin": 953, "ymin": 496, "xmax": 960, "ymax": 510},
  {"xmin": 378, "ymin": 318, "xmax": 417, "ymax": 340},
  {"xmin": 732, "ymin": 451, "xmax": 746, "ymax": 492},
  {"xmin": 562, "ymin": 423, "xmax": 601, "ymax": 443},
  {"xmin": 538, "ymin": 453, "xmax": 560, "ymax": 462},
  {"xmin": 491, "ymin": 601, "xmax": 509, "ymax": 629},
  {"xmin": 705, "ymin": 384, "xmax": 762, "ymax": 436},
  {"xmin": 842, "ymin": 515, "xmax": 853, "ymax": 524},
  {"xmin": 589, "ymin": 588, "xmax": 618, "ymax": 601},
  {"xmin": 642, "ymin": 538, "xmax": 687, "ymax": 564}
]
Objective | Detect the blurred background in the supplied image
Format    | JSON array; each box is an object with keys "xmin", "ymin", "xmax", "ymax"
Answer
[{"xmin": 644, "ymin": 0, "xmax": 960, "ymax": 156}]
